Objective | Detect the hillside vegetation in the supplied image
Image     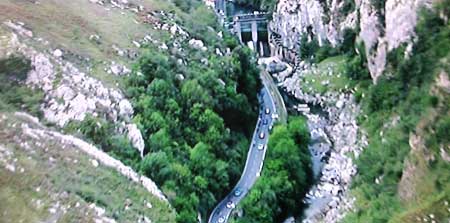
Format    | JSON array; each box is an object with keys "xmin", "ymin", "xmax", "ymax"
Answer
[
  {"xmin": 292, "ymin": 1, "xmax": 450, "ymax": 222},
  {"xmin": 0, "ymin": 0, "xmax": 263, "ymax": 222},
  {"xmin": 343, "ymin": 2, "xmax": 450, "ymax": 222},
  {"xmin": 232, "ymin": 117, "xmax": 312, "ymax": 222},
  {"xmin": 0, "ymin": 112, "xmax": 176, "ymax": 222},
  {"xmin": 234, "ymin": 0, "xmax": 279, "ymax": 12},
  {"xmin": 33, "ymin": 1, "xmax": 259, "ymax": 223}
]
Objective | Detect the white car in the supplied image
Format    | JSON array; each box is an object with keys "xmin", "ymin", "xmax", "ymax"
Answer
[
  {"xmin": 226, "ymin": 201, "xmax": 235, "ymax": 209},
  {"xmin": 259, "ymin": 132, "xmax": 265, "ymax": 139},
  {"xmin": 218, "ymin": 217, "xmax": 225, "ymax": 223},
  {"xmin": 265, "ymin": 108, "xmax": 270, "ymax": 114},
  {"xmin": 257, "ymin": 144, "xmax": 264, "ymax": 150}
]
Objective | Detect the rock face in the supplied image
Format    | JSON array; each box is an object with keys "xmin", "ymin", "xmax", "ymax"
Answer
[
  {"xmin": 270, "ymin": 0, "xmax": 358, "ymax": 63},
  {"xmin": 269, "ymin": 0, "xmax": 434, "ymax": 82},
  {"xmin": 266, "ymin": 59, "xmax": 368, "ymax": 222},
  {"xmin": 17, "ymin": 112, "xmax": 167, "ymax": 202},
  {"xmin": 2, "ymin": 21, "xmax": 145, "ymax": 157}
]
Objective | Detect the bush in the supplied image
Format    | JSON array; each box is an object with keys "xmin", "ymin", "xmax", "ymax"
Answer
[
  {"xmin": 436, "ymin": 116, "xmax": 450, "ymax": 144},
  {"xmin": 345, "ymin": 54, "xmax": 371, "ymax": 80},
  {"xmin": 0, "ymin": 56, "xmax": 44, "ymax": 117},
  {"xmin": 65, "ymin": 115, "xmax": 140, "ymax": 167},
  {"xmin": 299, "ymin": 35, "xmax": 320, "ymax": 62},
  {"xmin": 368, "ymin": 78, "xmax": 401, "ymax": 112},
  {"xmin": 236, "ymin": 117, "xmax": 312, "ymax": 222},
  {"xmin": 341, "ymin": 0, "xmax": 356, "ymax": 15},
  {"xmin": 340, "ymin": 28, "xmax": 357, "ymax": 55}
]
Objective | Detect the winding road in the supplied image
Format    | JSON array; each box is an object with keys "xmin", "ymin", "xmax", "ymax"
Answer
[{"xmin": 208, "ymin": 69, "xmax": 285, "ymax": 223}]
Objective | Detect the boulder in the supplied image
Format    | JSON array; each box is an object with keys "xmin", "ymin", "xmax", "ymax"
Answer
[
  {"xmin": 127, "ymin": 124, "xmax": 145, "ymax": 158},
  {"xmin": 53, "ymin": 49, "xmax": 63, "ymax": 57},
  {"xmin": 119, "ymin": 99, "xmax": 133, "ymax": 117}
]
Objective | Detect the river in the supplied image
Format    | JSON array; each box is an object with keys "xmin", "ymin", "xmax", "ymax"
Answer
[{"xmin": 222, "ymin": 1, "xmax": 342, "ymax": 222}]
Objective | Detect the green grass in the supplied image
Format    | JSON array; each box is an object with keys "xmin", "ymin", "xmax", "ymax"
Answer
[
  {"xmin": 0, "ymin": 0, "xmax": 174, "ymax": 88},
  {"xmin": 0, "ymin": 112, "xmax": 176, "ymax": 222},
  {"xmin": 0, "ymin": 56, "xmax": 44, "ymax": 117},
  {"xmin": 300, "ymin": 55, "xmax": 353, "ymax": 94}
]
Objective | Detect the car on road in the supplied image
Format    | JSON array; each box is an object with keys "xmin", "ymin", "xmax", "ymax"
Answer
[
  {"xmin": 259, "ymin": 132, "xmax": 265, "ymax": 139},
  {"xmin": 257, "ymin": 144, "xmax": 264, "ymax": 150},
  {"xmin": 234, "ymin": 188, "xmax": 243, "ymax": 197},
  {"xmin": 218, "ymin": 216, "xmax": 225, "ymax": 223},
  {"xmin": 265, "ymin": 108, "xmax": 270, "ymax": 114},
  {"xmin": 226, "ymin": 201, "xmax": 235, "ymax": 209},
  {"xmin": 263, "ymin": 119, "xmax": 268, "ymax": 125}
]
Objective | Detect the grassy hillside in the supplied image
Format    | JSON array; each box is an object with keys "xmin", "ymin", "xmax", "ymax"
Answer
[
  {"xmin": 1, "ymin": 0, "xmax": 264, "ymax": 222},
  {"xmin": 0, "ymin": 112, "xmax": 176, "ymax": 223},
  {"xmin": 0, "ymin": 0, "xmax": 174, "ymax": 87},
  {"xmin": 341, "ymin": 2, "xmax": 450, "ymax": 222},
  {"xmin": 286, "ymin": 1, "xmax": 449, "ymax": 222}
]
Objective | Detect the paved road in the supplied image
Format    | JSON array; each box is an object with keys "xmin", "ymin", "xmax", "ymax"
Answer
[{"xmin": 208, "ymin": 85, "xmax": 278, "ymax": 223}]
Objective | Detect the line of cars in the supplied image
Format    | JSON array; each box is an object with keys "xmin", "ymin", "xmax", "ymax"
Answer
[
  {"xmin": 214, "ymin": 91, "xmax": 277, "ymax": 223},
  {"xmin": 216, "ymin": 188, "xmax": 244, "ymax": 223}
]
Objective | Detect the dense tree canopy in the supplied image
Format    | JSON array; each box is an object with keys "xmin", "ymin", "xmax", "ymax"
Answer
[
  {"xmin": 234, "ymin": 116, "xmax": 312, "ymax": 222},
  {"xmin": 124, "ymin": 18, "xmax": 262, "ymax": 221},
  {"xmin": 234, "ymin": 0, "xmax": 279, "ymax": 12}
]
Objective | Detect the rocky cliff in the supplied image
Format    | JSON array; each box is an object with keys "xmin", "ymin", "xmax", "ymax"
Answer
[
  {"xmin": 267, "ymin": 0, "xmax": 449, "ymax": 222},
  {"xmin": 269, "ymin": 0, "xmax": 434, "ymax": 82}
]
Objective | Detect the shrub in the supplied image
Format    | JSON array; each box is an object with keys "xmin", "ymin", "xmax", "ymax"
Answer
[
  {"xmin": 0, "ymin": 56, "xmax": 44, "ymax": 117},
  {"xmin": 368, "ymin": 78, "xmax": 401, "ymax": 112}
]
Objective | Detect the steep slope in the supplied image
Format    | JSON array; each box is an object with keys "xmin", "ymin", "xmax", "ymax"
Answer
[
  {"xmin": 269, "ymin": 0, "xmax": 434, "ymax": 82},
  {"xmin": 0, "ymin": 0, "xmax": 264, "ymax": 222},
  {"xmin": 0, "ymin": 112, "xmax": 176, "ymax": 223},
  {"xmin": 236, "ymin": 0, "xmax": 450, "ymax": 222},
  {"xmin": 266, "ymin": 0, "xmax": 449, "ymax": 222}
]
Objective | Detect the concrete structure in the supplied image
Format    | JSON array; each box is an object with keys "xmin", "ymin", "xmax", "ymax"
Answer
[
  {"xmin": 214, "ymin": 0, "xmax": 271, "ymax": 57},
  {"xmin": 231, "ymin": 13, "xmax": 270, "ymax": 57}
]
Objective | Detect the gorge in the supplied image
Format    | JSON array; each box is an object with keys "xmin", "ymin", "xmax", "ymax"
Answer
[{"xmin": 0, "ymin": 0, "xmax": 448, "ymax": 223}]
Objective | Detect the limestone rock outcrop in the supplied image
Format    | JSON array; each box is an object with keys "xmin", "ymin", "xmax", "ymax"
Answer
[
  {"xmin": 270, "ymin": 0, "xmax": 435, "ymax": 82},
  {"xmin": 2, "ymin": 21, "xmax": 145, "ymax": 157}
]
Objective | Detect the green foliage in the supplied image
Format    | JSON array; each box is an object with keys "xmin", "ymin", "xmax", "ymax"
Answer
[
  {"xmin": 340, "ymin": 28, "xmax": 358, "ymax": 55},
  {"xmin": 123, "ymin": 7, "xmax": 262, "ymax": 219},
  {"xmin": 65, "ymin": 115, "xmax": 140, "ymax": 167},
  {"xmin": 344, "ymin": 41, "xmax": 371, "ymax": 80},
  {"xmin": 234, "ymin": 0, "xmax": 279, "ymax": 12},
  {"xmin": 299, "ymin": 35, "xmax": 320, "ymax": 62},
  {"xmin": 173, "ymin": 0, "xmax": 201, "ymax": 12},
  {"xmin": 340, "ymin": 0, "xmax": 355, "ymax": 16},
  {"xmin": 0, "ymin": 56, "xmax": 44, "ymax": 117},
  {"xmin": 299, "ymin": 28, "xmax": 358, "ymax": 64},
  {"xmin": 344, "ymin": 2, "xmax": 450, "ymax": 221},
  {"xmin": 435, "ymin": 116, "xmax": 450, "ymax": 144},
  {"xmin": 314, "ymin": 43, "xmax": 340, "ymax": 63},
  {"xmin": 367, "ymin": 78, "xmax": 401, "ymax": 112},
  {"xmin": 370, "ymin": 0, "xmax": 386, "ymax": 13},
  {"xmin": 236, "ymin": 117, "xmax": 312, "ymax": 222}
]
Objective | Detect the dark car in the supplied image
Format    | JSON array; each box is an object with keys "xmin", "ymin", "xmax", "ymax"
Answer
[{"xmin": 234, "ymin": 188, "xmax": 243, "ymax": 197}]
